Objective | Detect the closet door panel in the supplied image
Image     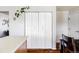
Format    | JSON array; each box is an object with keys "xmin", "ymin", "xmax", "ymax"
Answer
[
  {"xmin": 29, "ymin": 13, "xmax": 39, "ymax": 48},
  {"xmin": 31, "ymin": 13, "xmax": 38, "ymax": 37},
  {"xmin": 26, "ymin": 13, "xmax": 39, "ymax": 48},
  {"xmin": 39, "ymin": 12, "xmax": 52, "ymax": 48},
  {"xmin": 44, "ymin": 13, "xmax": 52, "ymax": 48},
  {"xmin": 26, "ymin": 12, "xmax": 52, "ymax": 48},
  {"xmin": 25, "ymin": 13, "xmax": 31, "ymax": 37},
  {"xmin": 39, "ymin": 13, "xmax": 46, "ymax": 48}
]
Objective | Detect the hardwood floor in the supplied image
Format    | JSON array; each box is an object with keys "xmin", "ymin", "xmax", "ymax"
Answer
[
  {"xmin": 15, "ymin": 40, "xmax": 60, "ymax": 53},
  {"xmin": 27, "ymin": 49, "xmax": 60, "ymax": 53},
  {"xmin": 15, "ymin": 49, "xmax": 60, "ymax": 53}
]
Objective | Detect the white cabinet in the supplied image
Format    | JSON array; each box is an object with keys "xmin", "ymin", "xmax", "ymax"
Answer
[{"xmin": 25, "ymin": 12, "xmax": 52, "ymax": 48}]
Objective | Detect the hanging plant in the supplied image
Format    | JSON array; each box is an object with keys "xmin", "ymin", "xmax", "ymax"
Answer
[{"xmin": 14, "ymin": 6, "xmax": 30, "ymax": 18}]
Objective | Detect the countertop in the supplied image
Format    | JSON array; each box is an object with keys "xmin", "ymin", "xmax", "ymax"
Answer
[{"xmin": 0, "ymin": 36, "xmax": 26, "ymax": 53}]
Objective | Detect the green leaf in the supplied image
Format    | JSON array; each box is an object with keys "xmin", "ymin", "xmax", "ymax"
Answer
[
  {"xmin": 17, "ymin": 10, "xmax": 19, "ymax": 12},
  {"xmin": 21, "ymin": 8, "xmax": 25, "ymax": 10},
  {"xmin": 15, "ymin": 6, "xmax": 30, "ymax": 18},
  {"xmin": 20, "ymin": 10, "xmax": 25, "ymax": 13},
  {"xmin": 15, "ymin": 13, "xmax": 17, "ymax": 16},
  {"xmin": 16, "ymin": 13, "xmax": 20, "ymax": 17}
]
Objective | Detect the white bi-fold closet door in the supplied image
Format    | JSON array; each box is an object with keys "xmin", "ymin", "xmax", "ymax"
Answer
[{"xmin": 25, "ymin": 12, "xmax": 52, "ymax": 48}]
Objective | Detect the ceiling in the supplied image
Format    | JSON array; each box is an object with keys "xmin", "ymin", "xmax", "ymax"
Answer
[{"xmin": 56, "ymin": 6, "xmax": 79, "ymax": 11}]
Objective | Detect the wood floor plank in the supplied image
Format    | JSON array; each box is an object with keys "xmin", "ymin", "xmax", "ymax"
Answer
[{"xmin": 15, "ymin": 40, "xmax": 60, "ymax": 53}]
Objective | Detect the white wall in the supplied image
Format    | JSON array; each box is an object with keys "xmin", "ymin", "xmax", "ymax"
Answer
[
  {"xmin": 52, "ymin": 7, "xmax": 56, "ymax": 49},
  {"xmin": 69, "ymin": 11, "xmax": 79, "ymax": 39},
  {"xmin": 0, "ymin": 6, "xmax": 56, "ymax": 49},
  {"xmin": 9, "ymin": 7, "xmax": 25, "ymax": 36},
  {"xmin": 0, "ymin": 6, "xmax": 25, "ymax": 36},
  {"xmin": 25, "ymin": 6, "xmax": 56, "ymax": 12},
  {"xmin": 56, "ymin": 11, "xmax": 69, "ymax": 42}
]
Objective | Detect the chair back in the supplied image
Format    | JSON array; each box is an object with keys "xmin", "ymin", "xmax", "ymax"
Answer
[{"xmin": 61, "ymin": 34, "xmax": 76, "ymax": 53}]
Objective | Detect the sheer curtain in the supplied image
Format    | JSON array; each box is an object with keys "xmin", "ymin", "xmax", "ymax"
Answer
[{"xmin": 25, "ymin": 12, "xmax": 52, "ymax": 48}]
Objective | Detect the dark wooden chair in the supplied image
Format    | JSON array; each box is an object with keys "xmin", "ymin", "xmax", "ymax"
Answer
[{"xmin": 60, "ymin": 34, "xmax": 76, "ymax": 53}]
